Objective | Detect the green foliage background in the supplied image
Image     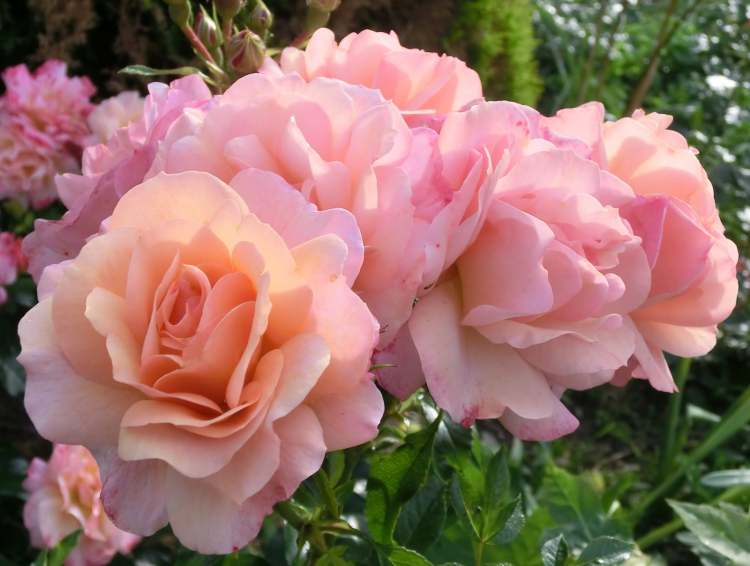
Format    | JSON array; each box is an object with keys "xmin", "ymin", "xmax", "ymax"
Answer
[{"xmin": 1, "ymin": 1, "xmax": 749, "ymax": 565}]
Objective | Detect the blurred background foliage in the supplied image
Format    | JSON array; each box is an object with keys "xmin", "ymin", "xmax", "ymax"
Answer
[{"xmin": 1, "ymin": 1, "xmax": 749, "ymax": 565}]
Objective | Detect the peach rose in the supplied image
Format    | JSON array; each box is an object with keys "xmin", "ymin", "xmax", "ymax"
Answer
[
  {"xmin": 23, "ymin": 444, "xmax": 140, "ymax": 566},
  {"xmin": 87, "ymin": 91, "xmax": 145, "ymax": 145},
  {"xmin": 603, "ymin": 110, "xmax": 738, "ymax": 389},
  {"xmin": 20, "ymin": 170, "xmax": 383, "ymax": 553},
  {"xmin": 23, "ymin": 75, "xmax": 212, "ymax": 280},
  {"xmin": 276, "ymin": 28, "xmax": 483, "ymax": 116}
]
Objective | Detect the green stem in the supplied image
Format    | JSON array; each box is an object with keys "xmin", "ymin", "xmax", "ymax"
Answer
[
  {"xmin": 474, "ymin": 538, "xmax": 486, "ymax": 566},
  {"xmin": 633, "ymin": 383, "xmax": 750, "ymax": 521},
  {"xmin": 314, "ymin": 469, "xmax": 340, "ymax": 519},
  {"xmin": 637, "ymin": 486, "xmax": 750, "ymax": 549},
  {"xmin": 658, "ymin": 358, "xmax": 692, "ymax": 479}
]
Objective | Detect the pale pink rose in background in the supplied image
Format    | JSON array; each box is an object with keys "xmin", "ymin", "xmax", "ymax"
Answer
[
  {"xmin": 603, "ymin": 110, "xmax": 739, "ymax": 389},
  {"xmin": 20, "ymin": 170, "xmax": 383, "ymax": 553},
  {"xmin": 87, "ymin": 91, "xmax": 145, "ymax": 146},
  {"xmin": 23, "ymin": 444, "xmax": 140, "ymax": 566},
  {"xmin": 0, "ymin": 231, "xmax": 26, "ymax": 305},
  {"xmin": 276, "ymin": 28, "xmax": 483, "ymax": 117},
  {"xmin": 23, "ymin": 75, "xmax": 212, "ymax": 280},
  {"xmin": 1, "ymin": 60, "xmax": 95, "ymax": 151},
  {"xmin": 0, "ymin": 116, "xmax": 79, "ymax": 209}
]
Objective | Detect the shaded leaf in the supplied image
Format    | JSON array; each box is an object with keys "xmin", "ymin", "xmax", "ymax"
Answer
[
  {"xmin": 700, "ymin": 469, "xmax": 750, "ymax": 489},
  {"xmin": 541, "ymin": 534, "xmax": 569, "ymax": 566},
  {"xmin": 366, "ymin": 415, "xmax": 441, "ymax": 544},
  {"xmin": 669, "ymin": 500, "xmax": 750, "ymax": 564},
  {"xmin": 395, "ymin": 477, "xmax": 447, "ymax": 553}
]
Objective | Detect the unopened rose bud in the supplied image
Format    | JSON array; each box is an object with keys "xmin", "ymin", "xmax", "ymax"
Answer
[
  {"xmin": 215, "ymin": 0, "xmax": 246, "ymax": 20},
  {"xmin": 248, "ymin": 0, "xmax": 273, "ymax": 36},
  {"xmin": 195, "ymin": 6, "xmax": 221, "ymax": 49},
  {"xmin": 306, "ymin": 0, "xmax": 341, "ymax": 12},
  {"xmin": 165, "ymin": 0, "xmax": 192, "ymax": 29},
  {"xmin": 226, "ymin": 29, "xmax": 265, "ymax": 74}
]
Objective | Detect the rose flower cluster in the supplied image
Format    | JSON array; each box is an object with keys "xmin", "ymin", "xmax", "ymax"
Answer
[{"xmin": 18, "ymin": 29, "xmax": 738, "ymax": 554}]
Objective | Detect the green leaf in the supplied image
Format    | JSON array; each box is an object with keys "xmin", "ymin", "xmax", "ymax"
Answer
[
  {"xmin": 315, "ymin": 546, "xmax": 354, "ymax": 566},
  {"xmin": 482, "ymin": 448, "xmax": 512, "ymax": 540},
  {"xmin": 540, "ymin": 534, "xmax": 569, "ymax": 566},
  {"xmin": 365, "ymin": 414, "xmax": 441, "ymax": 544},
  {"xmin": 578, "ymin": 536, "xmax": 633, "ymax": 565},
  {"xmin": 700, "ymin": 469, "xmax": 750, "ymax": 489},
  {"xmin": 492, "ymin": 508, "xmax": 554, "ymax": 566},
  {"xmin": 538, "ymin": 466, "xmax": 630, "ymax": 549},
  {"xmin": 669, "ymin": 500, "xmax": 750, "ymax": 564},
  {"xmin": 118, "ymin": 64, "xmax": 203, "ymax": 77},
  {"xmin": 378, "ymin": 545, "xmax": 434, "ymax": 566},
  {"xmin": 33, "ymin": 530, "xmax": 82, "ymax": 566},
  {"xmin": 492, "ymin": 497, "xmax": 525, "ymax": 545},
  {"xmin": 395, "ymin": 477, "xmax": 447, "ymax": 553}
]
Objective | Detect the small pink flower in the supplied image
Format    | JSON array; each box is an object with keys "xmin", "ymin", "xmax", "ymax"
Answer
[
  {"xmin": 276, "ymin": 28, "xmax": 483, "ymax": 116},
  {"xmin": 0, "ymin": 115, "xmax": 78, "ymax": 209},
  {"xmin": 2, "ymin": 60, "xmax": 95, "ymax": 151},
  {"xmin": 23, "ymin": 444, "xmax": 140, "ymax": 566}
]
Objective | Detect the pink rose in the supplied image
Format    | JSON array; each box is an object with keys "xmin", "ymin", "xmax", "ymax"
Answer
[
  {"xmin": 408, "ymin": 142, "xmax": 646, "ymax": 440},
  {"xmin": 0, "ymin": 115, "xmax": 78, "ymax": 209},
  {"xmin": 87, "ymin": 91, "xmax": 145, "ymax": 146},
  {"xmin": 1, "ymin": 60, "xmax": 95, "ymax": 151},
  {"xmin": 20, "ymin": 170, "xmax": 383, "ymax": 553},
  {"xmin": 276, "ymin": 28, "xmax": 483, "ymax": 116},
  {"xmin": 23, "ymin": 75, "xmax": 213, "ymax": 280},
  {"xmin": 23, "ymin": 444, "xmax": 140, "ymax": 566},
  {"xmin": 603, "ymin": 110, "xmax": 739, "ymax": 388},
  {"xmin": 0, "ymin": 231, "xmax": 26, "ymax": 305}
]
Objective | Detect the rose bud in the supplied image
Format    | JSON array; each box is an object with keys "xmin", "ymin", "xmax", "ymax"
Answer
[{"xmin": 227, "ymin": 29, "xmax": 265, "ymax": 75}]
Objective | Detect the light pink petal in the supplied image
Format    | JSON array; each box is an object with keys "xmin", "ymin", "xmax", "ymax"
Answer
[
  {"xmin": 96, "ymin": 450, "xmax": 168, "ymax": 536},
  {"xmin": 637, "ymin": 321, "xmax": 717, "ymax": 358},
  {"xmin": 374, "ymin": 325, "xmax": 426, "ymax": 400},
  {"xmin": 165, "ymin": 470, "xmax": 269, "ymax": 554},
  {"xmin": 500, "ymin": 396, "xmax": 579, "ymax": 441},
  {"xmin": 410, "ymin": 279, "xmax": 558, "ymax": 426}
]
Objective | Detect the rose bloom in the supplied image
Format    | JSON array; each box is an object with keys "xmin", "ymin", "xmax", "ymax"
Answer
[
  {"xmin": 275, "ymin": 28, "xmax": 483, "ymax": 116},
  {"xmin": 20, "ymin": 170, "xmax": 383, "ymax": 553},
  {"xmin": 87, "ymin": 91, "xmax": 145, "ymax": 146},
  {"xmin": 0, "ymin": 231, "xmax": 26, "ymax": 305},
  {"xmin": 381, "ymin": 102, "xmax": 738, "ymax": 440},
  {"xmin": 144, "ymin": 71, "xmax": 465, "ymax": 346},
  {"xmin": 0, "ymin": 114, "xmax": 79, "ymax": 209},
  {"xmin": 23, "ymin": 75, "xmax": 213, "ymax": 280},
  {"xmin": 1, "ymin": 60, "xmax": 95, "ymax": 151},
  {"xmin": 602, "ymin": 109, "xmax": 738, "ymax": 388},
  {"xmin": 23, "ymin": 444, "xmax": 140, "ymax": 566},
  {"xmin": 409, "ymin": 141, "xmax": 644, "ymax": 439}
]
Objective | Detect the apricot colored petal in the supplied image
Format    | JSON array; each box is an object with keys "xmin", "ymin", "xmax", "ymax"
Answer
[{"xmin": 20, "ymin": 299, "xmax": 141, "ymax": 448}]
